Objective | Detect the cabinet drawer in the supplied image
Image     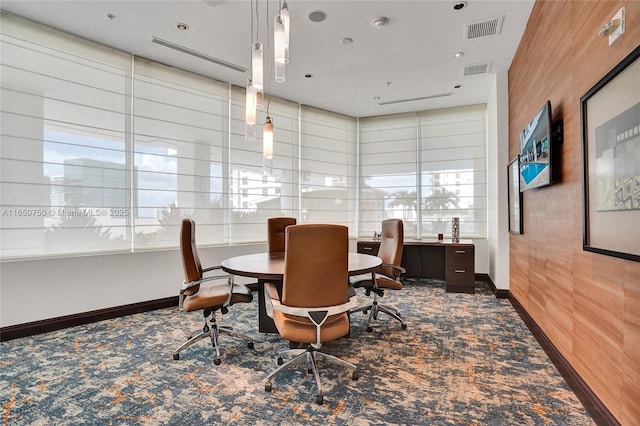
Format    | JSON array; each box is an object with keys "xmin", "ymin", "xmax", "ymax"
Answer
[
  {"xmin": 445, "ymin": 264, "xmax": 474, "ymax": 285},
  {"xmin": 446, "ymin": 246, "xmax": 474, "ymax": 266},
  {"xmin": 357, "ymin": 242, "xmax": 380, "ymax": 255}
]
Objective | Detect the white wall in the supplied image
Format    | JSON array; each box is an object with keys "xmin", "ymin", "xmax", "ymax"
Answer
[
  {"xmin": 486, "ymin": 72, "xmax": 510, "ymax": 289},
  {"xmin": 0, "ymin": 238, "xmax": 491, "ymax": 327},
  {"xmin": 0, "ymin": 243, "xmax": 264, "ymax": 327}
]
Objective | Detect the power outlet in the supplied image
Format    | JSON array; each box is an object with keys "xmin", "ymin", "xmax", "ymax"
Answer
[{"xmin": 609, "ymin": 7, "xmax": 625, "ymax": 46}]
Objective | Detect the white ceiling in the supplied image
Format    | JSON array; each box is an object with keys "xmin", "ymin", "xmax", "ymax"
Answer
[{"xmin": 1, "ymin": 0, "xmax": 535, "ymax": 118}]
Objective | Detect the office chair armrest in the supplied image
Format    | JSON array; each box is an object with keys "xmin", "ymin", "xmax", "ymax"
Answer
[
  {"xmin": 201, "ymin": 265, "xmax": 223, "ymax": 274},
  {"xmin": 268, "ymin": 294, "xmax": 358, "ymax": 320},
  {"xmin": 178, "ymin": 274, "xmax": 235, "ymax": 310},
  {"xmin": 263, "ymin": 282, "xmax": 280, "ymax": 319},
  {"xmin": 382, "ymin": 263, "xmax": 406, "ymax": 276},
  {"xmin": 180, "ymin": 274, "xmax": 234, "ymax": 292}
]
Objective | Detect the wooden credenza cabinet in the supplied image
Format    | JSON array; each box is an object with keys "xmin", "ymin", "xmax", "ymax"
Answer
[{"xmin": 357, "ymin": 239, "xmax": 475, "ymax": 294}]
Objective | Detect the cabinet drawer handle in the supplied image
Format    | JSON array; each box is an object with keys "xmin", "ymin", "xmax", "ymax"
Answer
[
  {"xmin": 362, "ymin": 247, "xmax": 373, "ymax": 251},
  {"xmin": 454, "ymin": 269, "xmax": 466, "ymax": 273},
  {"xmin": 454, "ymin": 250, "xmax": 466, "ymax": 254}
]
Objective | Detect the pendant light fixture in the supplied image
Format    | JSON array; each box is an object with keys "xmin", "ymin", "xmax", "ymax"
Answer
[
  {"xmin": 245, "ymin": 80, "xmax": 257, "ymax": 126},
  {"xmin": 251, "ymin": 42, "xmax": 264, "ymax": 108},
  {"xmin": 263, "ymin": 116, "xmax": 273, "ymax": 159},
  {"xmin": 274, "ymin": 15, "xmax": 286, "ymax": 83},
  {"xmin": 251, "ymin": 42, "xmax": 264, "ymax": 90},
  {"xmin": 245, "ymin": 0, "xmax": 292, "ymax": 153},
  {"xmin": 245, "ymin": 78, "xmax": 257, "ymax": 141},
  {"xmin": 246, "ymin": 0, "xmax": 262, "ymax": 140},
  {"xmin": 280, "ymin": 1, "xmax": 290, "ymax": 64}
]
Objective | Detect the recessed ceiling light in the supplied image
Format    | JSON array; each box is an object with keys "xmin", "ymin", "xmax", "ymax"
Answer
[
  {"xmin": 177, "ymin": 23, "xmax": 189, "ymax": 30},
  {"xmin": 309, "ymin": 10, "xmax": 327, "ymax": 23},
  {"xmin": 453, "ymin": 2, "xmax": 467, "ymax": 10},
  {"xmin": 453, "ymin": 51, "xmax": 465, "ymax": 58},
  {"xmin": 340, "ymin": 37, "xmax": 353, "ymax": 45},
  {"xmin": 373, "ymin": 96, "xmax": 381, "ymax": 101},
  {"xmin": 372, "ymin": 17, "xmax": 389, "ymax": 28}
]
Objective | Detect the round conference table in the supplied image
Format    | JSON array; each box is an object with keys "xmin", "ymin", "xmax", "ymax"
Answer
[
  {"xmin": 221, "ymin": 252, "xmax": 382, "ymax": 280},
  {"xmin": 221, "ymin": 252, "xmax": 382, "ymax": 333}
]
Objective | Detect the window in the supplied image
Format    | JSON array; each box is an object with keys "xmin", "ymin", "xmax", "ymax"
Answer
[
  {"xmin": 300, "ymin": 106, "xmax": 357, "ymax": 233},
  {"xmin": 420, "ymin": 105, "xmax": 487, "ymax": 238},
  {"xmin": 359, "ymin": 106, "xmax": 487, "ymax": 239},
  {"xmin": 132, "ymin": 58, "xmax": 228, "ymax": 248},
  {"xmin": 1, "ymin": 14, "xmax": 485, "ymax": 260},
  {"xmin": 359, "ymin": 114, "xmax": 418, "ymax": 237},
  {"xmin": 0, "ymin": 14, "xmax": 131, "ymax": 257}
]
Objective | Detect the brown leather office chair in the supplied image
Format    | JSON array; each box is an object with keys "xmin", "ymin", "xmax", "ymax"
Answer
[
  {"xmin": 351, "ymin": 218, "xmax": 406, "ymax": 331},
  {"xmin": 263, "ymin": 224, "xmax": 358, "ymax": 405},
  {"xmin": 267, "ymin": 216, "xmax": 297, "ymax": 253},
  {"xmin": 172, "ymin": 218, "xmax": 255, "ymax": 365}
]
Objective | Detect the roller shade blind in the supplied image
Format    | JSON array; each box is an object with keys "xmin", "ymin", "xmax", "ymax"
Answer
[
  {"xmin": 131, "ymin": 58, "xmax": 229, "ymax": 248},
  {"xmin": 359, "ymin": 113, "xmax": 418, "ymax": 237},
  {"xmin": 1, "ymin": 13, "xmax": 131, "ymax": 258},
  {"xmin": 300, "ymin": 106, "xmax": 357, "ymax": 234},
  {"xmin": 419, "ymin": 105, "xmax": 487, "ymax": 238},
  {"xmin": 358, "ymin": 105, "xmax": 487, "ymax": 239}
]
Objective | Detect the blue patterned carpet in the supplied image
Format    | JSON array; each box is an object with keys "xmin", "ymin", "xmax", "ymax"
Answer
[{"xmin": 1, "ymin": 279, "xmax": 594, "ymax": 425}]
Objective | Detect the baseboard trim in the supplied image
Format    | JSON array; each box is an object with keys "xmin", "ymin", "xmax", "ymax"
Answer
[
  {"xmin": 0, "ymin": 296, "xmax": 178, "ymax": 342},
  {"xmin": 476, "ymin": 273, "xmax": 509, "ymax": 299},
  {"xmin": 509, "ymin": 295, "xmax": 619, "ymax": 426}
]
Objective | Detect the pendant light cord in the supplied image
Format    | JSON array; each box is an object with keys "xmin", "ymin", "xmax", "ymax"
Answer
[{"xmin": 265, "ymin": 0, "xmax": 272, "ymax": 115}]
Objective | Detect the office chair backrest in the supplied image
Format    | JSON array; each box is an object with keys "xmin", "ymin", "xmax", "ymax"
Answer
[
  {"xmin": 267, "ymin": 217, "xmax": 297, "ymax": 253},
  {"xmin": 180, "ymin": 218, "xmax": 202, "ymax": 295},
  {"xmin": 378, "ymin": 219, "xmax": 404, "ymax": 279},
  {"xmin": 282, "ymin": 224, "xmax": 349, "ymax": 308}
]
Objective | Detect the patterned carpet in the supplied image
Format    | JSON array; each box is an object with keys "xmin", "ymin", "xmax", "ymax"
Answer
[{"xmin": 1, "ymin": 279, "xmax": 594, "ymax": 425}]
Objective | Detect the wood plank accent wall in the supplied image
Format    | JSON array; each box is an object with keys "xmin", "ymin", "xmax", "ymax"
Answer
[{"xmin": 508, "ymin": 1, "xmax": 640, "ymax": 424}]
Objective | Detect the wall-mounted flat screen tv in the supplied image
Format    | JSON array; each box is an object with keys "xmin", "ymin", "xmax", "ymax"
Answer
[{"xmin": 519, "ymin": 100, "xmax": 553, "ymax": 191}]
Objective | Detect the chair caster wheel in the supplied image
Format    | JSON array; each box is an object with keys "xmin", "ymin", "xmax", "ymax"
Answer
[
  {"xmin": 366, "ymin": 326, "xmax": 373, "ymax": 332},
  {"xmin": 172, "ymin": 353, "xmax": 180, "ymax": 360},
  {"xmin": 307, "ymin": 368, "xmax": 313, "ymax": 374},
  {"xmin": 248, "ymin": 341, "xmax": 255, "ymax": 349},
  {"xmin": 315, "ymin": 395, "xmax": 324, "ymax": 405},
  {"xmin": 214, "ymin": 358, "xmax": 221, "ymax": 365},
  {"xmin": 277, "ymin": 357, "xmax": 284, "ymax": 365},
  {"xmin": 351, "ymin": 371, "xmax": 359, "ymax": 380},
  {"xmin": 401, "ymin": 323, "xmax": 407, "ymax": 330},
  {"xmin": 265, "ymin": 383, "xmax": 272, "ymax": 392},
  {"xmin": 362, "ymin": 310, "xmax": 368, "ymax": 315}
]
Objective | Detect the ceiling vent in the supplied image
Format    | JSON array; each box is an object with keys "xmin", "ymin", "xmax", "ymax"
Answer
[
  {"xmin": 377, "ymin": 92, "xmax": 453, "ymax": 106},
  {"xmin": 464, "ymin": 16, "xmax": 504, "ymax": 40},
  {"xmin": 151, "ymin": 37, "xmax": 247, "ymax": 73},
  {"xmin": 462, "ymin": 62, "xmax": 492, "ymax": 76}
]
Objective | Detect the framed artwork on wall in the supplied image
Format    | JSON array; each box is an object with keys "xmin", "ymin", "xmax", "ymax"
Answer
[
  {"xmin": 508, "ymin": 156, "xmax": 523, "ymax": 234},
  {"xmin": 581, "ymin": 45, "xmax": 640, "ymax": 262}
]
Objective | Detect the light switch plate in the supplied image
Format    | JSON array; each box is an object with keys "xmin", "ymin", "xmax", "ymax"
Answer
[{"xmin": 609, "ymin": 7, "xmax": 625, "ymax": 46}]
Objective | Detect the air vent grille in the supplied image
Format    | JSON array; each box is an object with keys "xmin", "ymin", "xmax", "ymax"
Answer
[
  {"xmin": 151, "ymin": 37, "xmax": 247, "ymax": 73},
  {"xmin": 377, "ymin": 92, "xmax": 453, "ymax": 106},
  {"xmin": 463, "ymin": 62, "xmax": 492, "ymax": 76},
  {"xmin": 465, "ymin": 16, "xmax": 504, "ymax": 39}
]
